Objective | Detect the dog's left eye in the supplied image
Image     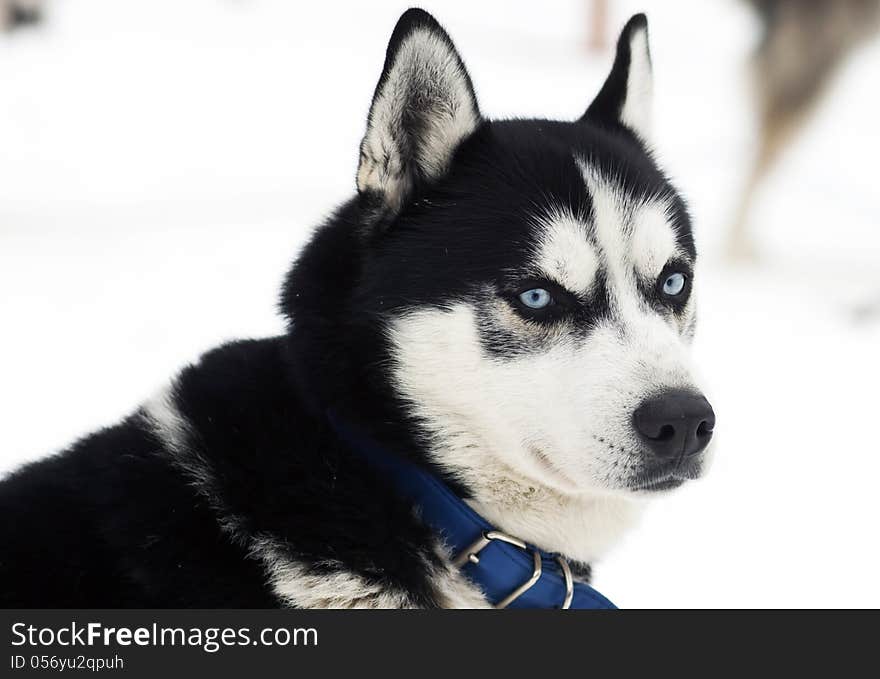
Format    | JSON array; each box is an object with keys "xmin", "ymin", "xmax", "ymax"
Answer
[
  {"xmin": 518, "ymin": 288, "xmax": 553, "ymax": 309},
  {"xmin": 661, "ymin": 272, "xmax": 686, "ymax": 297}
]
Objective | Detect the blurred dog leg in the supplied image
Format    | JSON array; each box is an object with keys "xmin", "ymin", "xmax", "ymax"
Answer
[
  {"xmin": 728, "ymin": 0, "xmax": 880, "ymax": 261},
  {"xmin": 1, "ymin": 0, "xmax": 43, "ymax": 31},
  {"xmin": 586, "ymin": 0, "xmax": 609, "ymax": 53}
]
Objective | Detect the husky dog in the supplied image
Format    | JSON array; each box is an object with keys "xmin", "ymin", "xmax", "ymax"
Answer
[
  {"xmin": 0, "ymin": 9, "xmax": 715, "ymax": 608},
  {"xmin": 728, "ymin": 0, "xmax": 880, "ymax": 259},
  {"xmin": 0, "ymin": 0, "xmax": 42, "ymax": 31}
]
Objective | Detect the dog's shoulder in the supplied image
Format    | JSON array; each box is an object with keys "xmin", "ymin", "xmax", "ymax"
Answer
[
  {"xmin": 140, "ymin": 336, "xmax": 486, "ymax": 608},
  {"xmin": 160, "ymin": 335, "xmax": 300, "ymax": 447}
]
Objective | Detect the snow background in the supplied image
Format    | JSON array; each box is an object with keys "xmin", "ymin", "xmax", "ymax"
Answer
[{"xmin": 1, "ymin": 0, "xmax": 878, "ymax": 607}]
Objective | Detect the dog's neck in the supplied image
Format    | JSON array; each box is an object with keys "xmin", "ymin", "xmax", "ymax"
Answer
[{"xmin": 426, "ymin": 442, "xmax": 644, "ymax": 566}]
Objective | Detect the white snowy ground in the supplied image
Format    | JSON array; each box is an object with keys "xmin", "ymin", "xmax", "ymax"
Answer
[{"xmin": 1, "ymin": 0, "xmax": 879, "ymax": 607}]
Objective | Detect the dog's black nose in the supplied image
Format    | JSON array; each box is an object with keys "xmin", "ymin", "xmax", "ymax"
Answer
[{"xmin": 633, "ymin": 390, "xmax": 715, "ymax": 458}]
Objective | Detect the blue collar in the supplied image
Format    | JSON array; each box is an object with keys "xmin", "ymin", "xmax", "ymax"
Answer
[{"xmin": 328, "ymin": 412, "xmax": 617, "ymax": 610}]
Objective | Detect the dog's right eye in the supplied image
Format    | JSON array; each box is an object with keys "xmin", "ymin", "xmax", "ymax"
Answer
[
  {"xmin": 507, "ymin": 280, "xmax": 575, "ymax": 321},
  {"xmin": 518, "ymin": 288, "xmax": 553, "ymax": 309},
  {"xmin": 661, "ymin": 272, "xmax": 686, "ymax": 297}
]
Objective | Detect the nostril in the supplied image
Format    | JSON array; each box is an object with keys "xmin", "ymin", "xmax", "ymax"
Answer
[
  {"xmin": 696, "ymin": 420, "xmax": 713, "ymax": 438},
  {"xmin": 653, "ymin": 424, "xmax": 676, "ymax": 442}
]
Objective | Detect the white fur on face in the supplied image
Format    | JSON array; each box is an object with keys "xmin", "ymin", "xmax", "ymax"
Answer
[
  {"xmin": 387, "ymin": 159, "xmax": 704, "ymax": 562},
  {"xmin": 631, "ymin": 202, "xmax": 679, "ymax": 279},
  {"xmin": 357, "ymin": 28, "xmax": 480, "ymax": 212},
  {"xmin": 388, "ymin": 304, "xmax": 646, "ymax": 563},
  {"xmin": 532, "ymin": 206, "xmax": 599, "ymax": 296}
]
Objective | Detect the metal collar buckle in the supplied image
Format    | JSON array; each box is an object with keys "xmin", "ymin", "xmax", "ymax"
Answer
[{"xmin": 453, "ymin": 530, "xmax": 574, "ymax": 609}]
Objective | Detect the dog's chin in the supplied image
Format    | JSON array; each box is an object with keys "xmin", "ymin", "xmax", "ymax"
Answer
[
  {"xmin": 628, "ymin": 475, "xmax": 688, "ymax": 494},
  {"xmin": 623, "ymin": 457, "xmax": 707, "ymax": 496}
]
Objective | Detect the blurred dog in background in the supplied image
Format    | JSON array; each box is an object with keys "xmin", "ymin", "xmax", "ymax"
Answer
[
  {"xmin": 729, "ymin": 0, "xmax": 880, "ymax": 260},
  {"xmin": 0, "ymin": 0, "xmax": 42, "ymax": 31}
]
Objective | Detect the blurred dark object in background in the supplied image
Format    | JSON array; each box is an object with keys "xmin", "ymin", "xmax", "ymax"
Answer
[
  {"xmin": 728, "ymin": 0, "xmax": 880, "ymax": 260},
  {"xmin": 1, "ymin": 0, "xmax": 43, "ymax": 31},
  {"xmin": 587, "ymin": 0, "xmax": 609, "ymax": 52}
]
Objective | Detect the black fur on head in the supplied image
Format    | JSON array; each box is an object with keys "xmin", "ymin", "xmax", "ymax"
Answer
[{"xmin": 281, "ymin": 9, "xmax": 692, "ymax": 474}]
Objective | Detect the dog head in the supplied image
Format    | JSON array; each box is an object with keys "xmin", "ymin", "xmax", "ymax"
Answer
[{"xmin": 289, "ymin": 9, "xmax": 715, "ymax": 504}]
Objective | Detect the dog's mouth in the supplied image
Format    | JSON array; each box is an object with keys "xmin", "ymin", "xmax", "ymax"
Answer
[
  {"xmin": 631, "ymin": 475, "xmax": 687, "ymax": 492},
  {"xmin": 629, "ymin": 458, "xmax": 704, "ymax": 493}
]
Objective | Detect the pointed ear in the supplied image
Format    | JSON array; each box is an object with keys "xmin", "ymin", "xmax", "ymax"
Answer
[
  {"xmin": 583, "ymin": 14, "xmax": 653, "ymax": 141},
  {"xmin": 357, "ymin": 8, "xmax": 481, "ymax": 216}
]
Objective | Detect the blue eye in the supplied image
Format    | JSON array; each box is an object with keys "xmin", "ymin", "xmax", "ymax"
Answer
[
  {"xmin": 662, "ymin": 272, "xmax": 686, "ymax": 297},
  {"xmin": 518, "ymin": 288, "xmax": 553, "ymax": 309}
]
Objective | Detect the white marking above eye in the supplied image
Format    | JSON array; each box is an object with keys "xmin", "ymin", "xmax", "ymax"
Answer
[
  {"xmin": 531, "ymin": 208, "xmax": 599, "ymax": 296},
  {"xmin": 631, "ymin": 202, "xmax": 680, "ymax": 279}
]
